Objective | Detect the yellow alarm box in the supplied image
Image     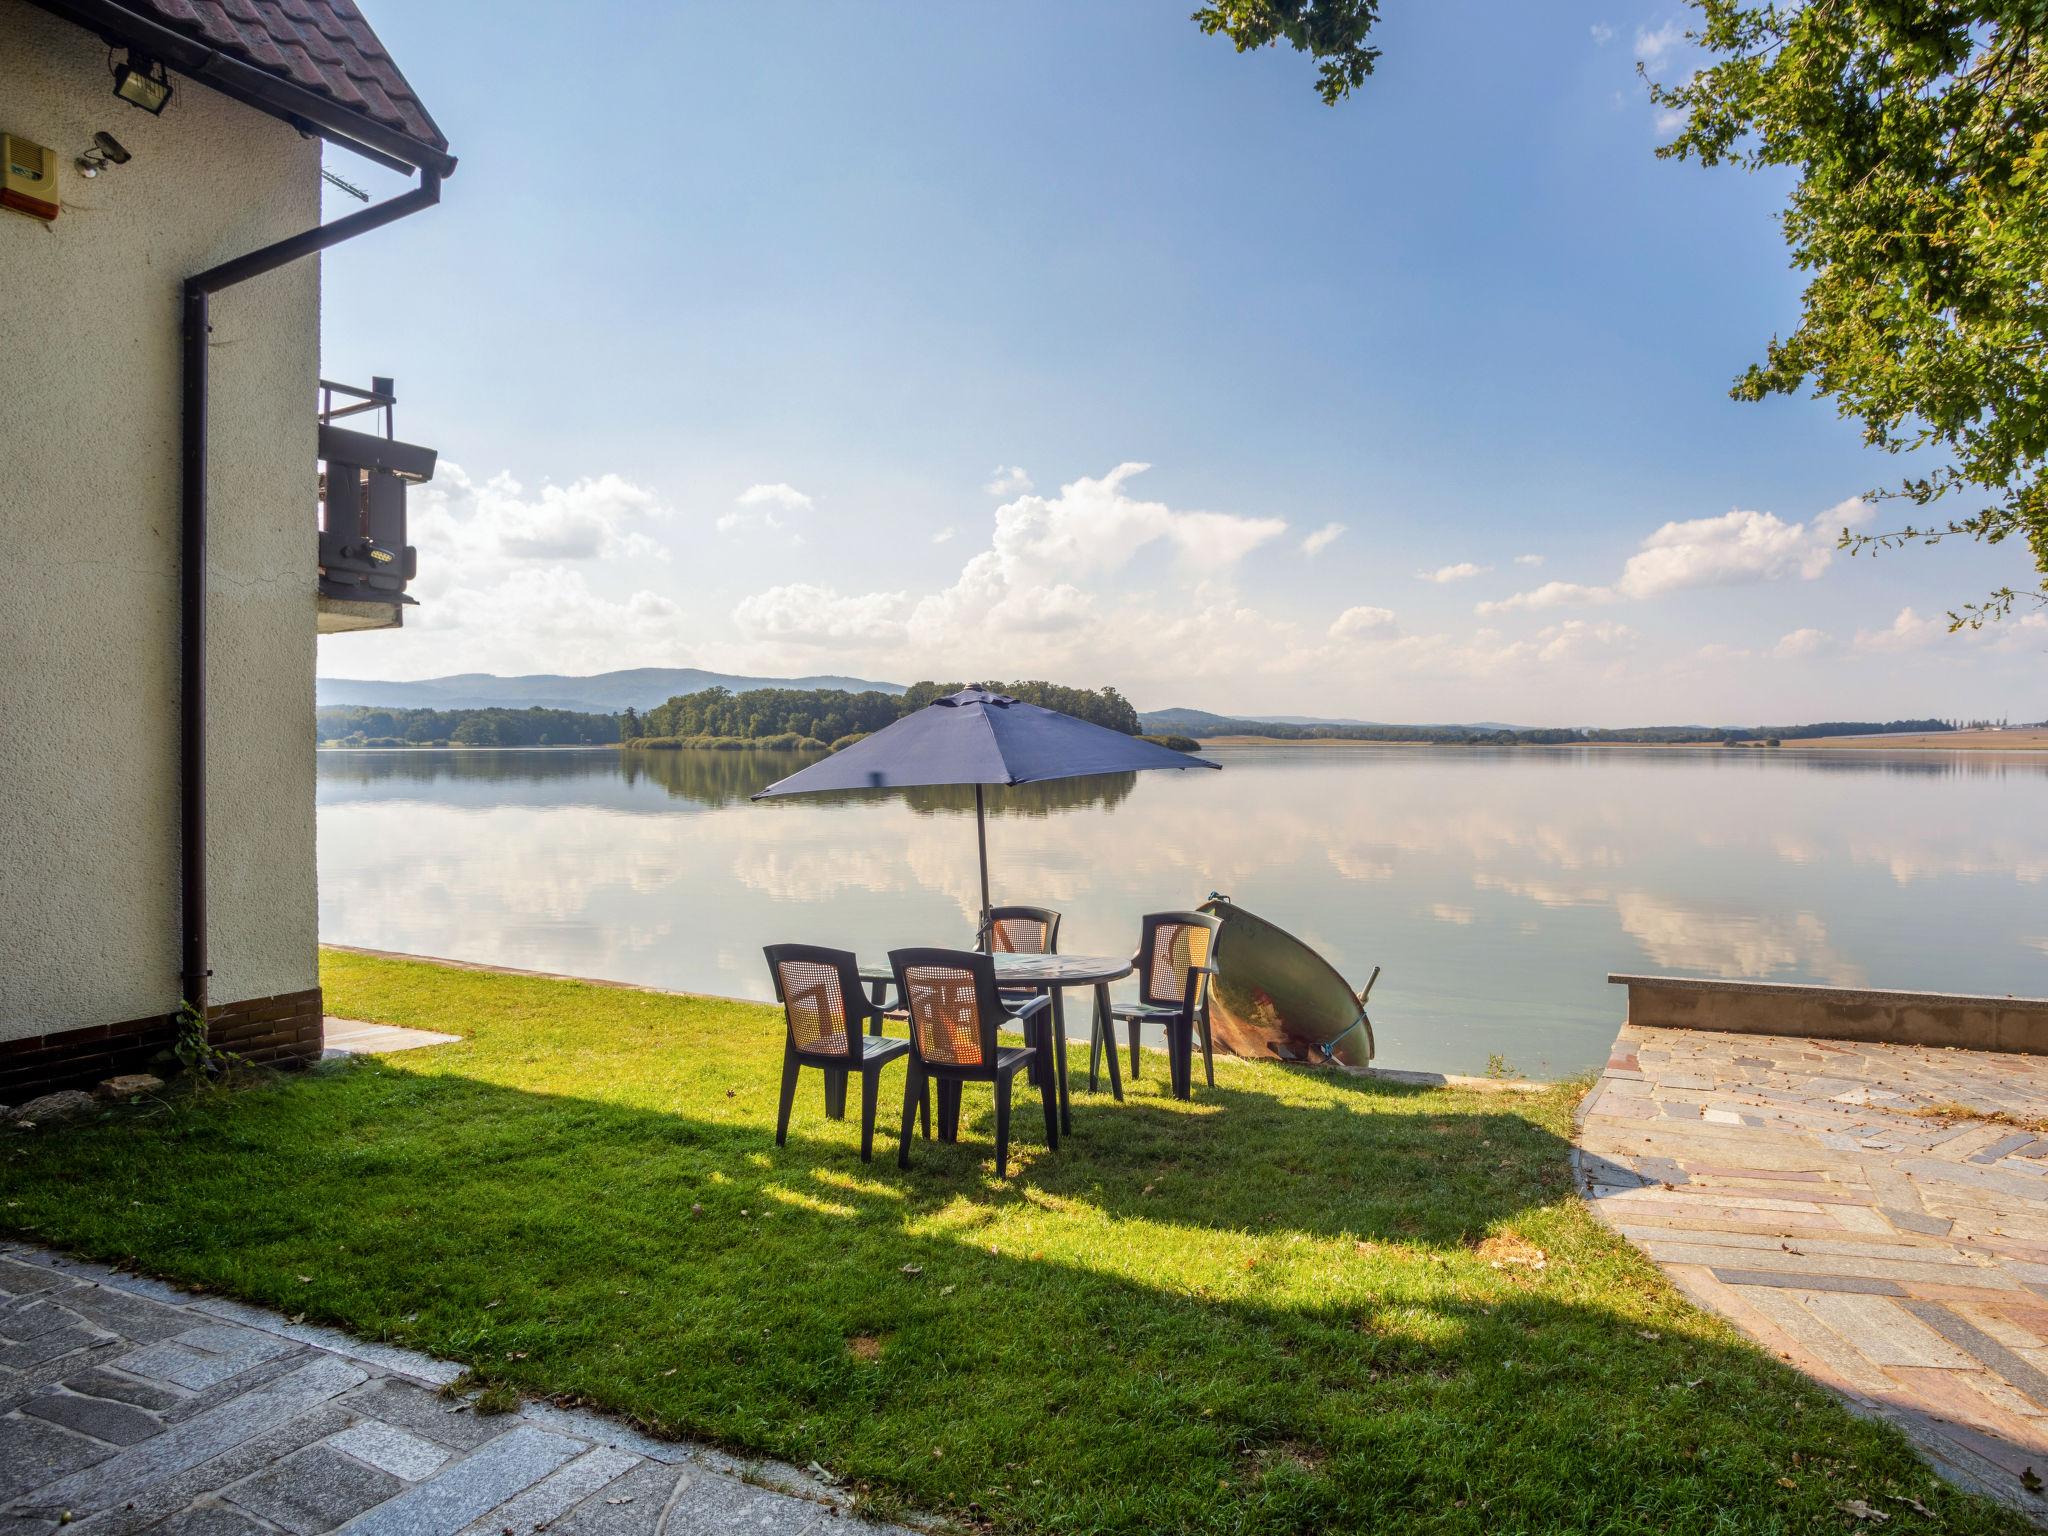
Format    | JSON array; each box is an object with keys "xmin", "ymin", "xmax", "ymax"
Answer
[{"xmin": 3, "ymin": 134, "xmax": 59, "ymax": 222}]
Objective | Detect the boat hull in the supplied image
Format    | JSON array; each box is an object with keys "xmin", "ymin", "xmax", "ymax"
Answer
[{"xmin": 1198, "ymin": 896, "xmax": 1374, "ymax": 1071}]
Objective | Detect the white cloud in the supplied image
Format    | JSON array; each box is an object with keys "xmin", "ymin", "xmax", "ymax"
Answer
[
  {"xmin": 409, "ymin": 464, "xmax": 670, "ymax": 567},
  {"xmin": 1654, "ymin": 107, "xmax": 1688, "ymax": 135},
  {"xmin": 1533, "ymin": 619, "xmax": 1636, "ymax": 662},
  {"xmin": 1635, "ymin": 19, "xmax": 1684, "ymax": 65},
  {"xmin": 1418, "ymin": 561, "xmax": 1488, "ymax": 584},
  {"xmin": 1514, "ymin": 553, "xmax": 1545, "ymax": 567},
  {"xmin": 367, "ymin": 566, "xmax": 682, "ymax": 676},
  {"xmin": 1301, "ymin": 521, "xmax": 1346, "ymax": 556},
  {"xmin": 1477, "ymin": 581, "xmax": 1616, "ymax": 616},
  {"xmin": 719, "ymin": 482, "xmax": 813, "ymax": 536},
  {"xmin": 1480, "ymin": 502, "xmax": 1857, "ymax": 614},
  {"xmin": 736, "ymin": 482, "xmax": 813, "ymax": 513},
  {"xmin": 1172, "ymin": 510, "xmax": 1290, "ymax": 565},
  {"xmin": 1855, "ymin": 607, "xmax": 1946, "ymax": 653},
  {"xmin": 985, "ymin": 465, "xmax": 1033, "ymax": 497},
  {"xmin": 1618, "ymin": 509, "xmax": 1834, "ymax": 596},
  {"xmin": 724, "ymin": 463, "xmax": 1292, "ymax": 689},
  {"xmin": 732, "ymin": 583, "xmax": 907, "ymax": 645},
  {"xmin": 1329, "ymin": 605, "xmax": 1398, "ymax": 641},
  {"xmin": 1590, "ymin": 22, "xmax": 1615, "ymax": 45},
  {"xmin": 931, "ymin": 526, "xmax": 956, "ymax": 544},
  {"xmin": 1771, "ymin": 627, "xmax": 1833, "ymax": 660}
]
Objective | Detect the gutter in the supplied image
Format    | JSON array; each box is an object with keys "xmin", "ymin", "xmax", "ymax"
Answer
[
  {"xmin": 27, "ymin": 0, "xmax": 458, "ymax": 178},
  {"xmin": 179, "ymin": 167, "xmax": 444, "ymax": 1020}
]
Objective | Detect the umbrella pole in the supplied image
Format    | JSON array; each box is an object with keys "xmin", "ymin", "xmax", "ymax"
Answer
[{"xmin": 975, "ymin": 784, "xmax": 992, "ymax": 953}]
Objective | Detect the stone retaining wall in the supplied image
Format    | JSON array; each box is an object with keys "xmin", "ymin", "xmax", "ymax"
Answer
[{"xmin": 1608, "ymin": 973, "xmax": 2048, "ymax": 1055}]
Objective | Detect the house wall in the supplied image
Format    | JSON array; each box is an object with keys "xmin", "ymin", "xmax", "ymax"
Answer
[{"xmin": 0, "ymin": 0, "xmax": 322, "ymax": 1063}]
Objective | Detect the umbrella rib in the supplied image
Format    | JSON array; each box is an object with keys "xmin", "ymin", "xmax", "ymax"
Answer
[{"xmin": 972, "ymin": 700, "xmax": 1020, "ymax": 786}]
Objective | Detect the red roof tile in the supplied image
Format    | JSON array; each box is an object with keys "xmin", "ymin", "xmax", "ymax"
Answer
[{"xmin": 127, "ymin": 0, "xmax": 446, "ymax": 153}]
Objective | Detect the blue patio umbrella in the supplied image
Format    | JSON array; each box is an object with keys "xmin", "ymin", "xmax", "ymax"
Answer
[{"xmin": 753, "ymin": 688, "xmax": 1220, "ymax": 948}]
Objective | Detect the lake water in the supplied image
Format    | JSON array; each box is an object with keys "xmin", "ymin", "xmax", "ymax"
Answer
[{"xmin": 316, "ymin": 743, "xmax": 2048, "ymax": 1079}]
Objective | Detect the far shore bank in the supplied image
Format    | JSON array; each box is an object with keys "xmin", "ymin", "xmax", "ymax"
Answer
[{"xmin": 1195, "ymin": 729, "xmax": 2048, "ymax": 752}]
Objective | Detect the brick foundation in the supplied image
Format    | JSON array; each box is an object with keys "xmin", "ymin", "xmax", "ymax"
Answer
[{"xmin": 0, "ymin": 988, "xmax": 324, "ymax": 1103}]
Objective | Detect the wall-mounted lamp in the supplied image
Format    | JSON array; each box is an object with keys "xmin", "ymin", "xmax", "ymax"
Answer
[
  {"xmin": 112, "ymin": 53, "xmax": 172, "ymax": 114},
  {"xmin": 76, "ymin": 130, "xmax": 131, "ymax": 178}
]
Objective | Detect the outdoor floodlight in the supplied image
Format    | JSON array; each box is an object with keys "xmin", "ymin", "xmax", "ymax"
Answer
[{"xmin": 113, "ymin": 54, "xmax": 172, "ymax": 114}]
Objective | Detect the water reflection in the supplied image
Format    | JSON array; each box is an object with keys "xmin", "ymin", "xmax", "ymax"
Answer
[
  {"xmin": 323, "ymin": 746, "xmax": 1135, "ymax": 816},
  {"xmin": 317, "ymin": 744, "xmax": 2048, "ymax": 1077}
]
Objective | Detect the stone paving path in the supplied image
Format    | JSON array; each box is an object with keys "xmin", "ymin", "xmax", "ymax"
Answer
[
  {"xmin": 1579, "ymin": 1024, "xmax": 2048, "ymax": 1519},
  {"xmin": 0, "ymin": 1243, "xmax": 914, "ymax": 1534},
  {"xmin": 320, "ymin": 1018, "xmax": 461, "ymax": 1059}
]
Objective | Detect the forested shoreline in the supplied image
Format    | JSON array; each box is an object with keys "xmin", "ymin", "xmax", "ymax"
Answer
[
  {"xmin": 317, "ymin": 694, "xmax": 1963, "ymax": 753},
  {"xmin": 619, "ymin": 680, "xmax": 1146, "ymax": 751}
]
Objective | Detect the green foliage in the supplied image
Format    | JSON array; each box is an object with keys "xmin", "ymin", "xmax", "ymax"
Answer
[
  {"xmin": 901, "ymin": 680, "xmax": 1142, "ymax": 734},
  {"xmin": 638, "ymin": 687, "xmax": 906, "ymax": 746},
  {"xmin": 1139, "ymin": 732, "xmax": 1204, "ymax": 752},
  {"xmin": 1652, "ymin": 2, "xmax": 2048, "ymax": 626},
  {"xmin": 1192, "ymin": 0, "xmax": 1382, "ymax": 104},
  {"xmin": 317, "ymin": 706, "xmax": 621, "ymax": 748},
  {"xmin": 172, "ymin": 998, "xmax": 244, "ymax": 1085},
  {"xmin": 2, "ymin": 948, "xmax": 2015, "ymax": 1536},
  {"xmin": 636, "ymin": 682, "xmax": 1142, "ymax": 748}
]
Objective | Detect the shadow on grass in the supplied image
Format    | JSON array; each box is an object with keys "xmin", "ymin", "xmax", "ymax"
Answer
[{"xmin": 2, "ymin": 1053, "xmax": 2025, "ymax": 1536}]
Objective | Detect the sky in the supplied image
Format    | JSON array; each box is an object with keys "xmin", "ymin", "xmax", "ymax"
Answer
[{"xmin": 314, "ymin": 1, "xmax": 2045, "ymax": 726}]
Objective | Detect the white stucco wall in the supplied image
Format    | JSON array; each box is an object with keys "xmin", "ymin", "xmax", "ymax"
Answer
[{"xmin": 0, "ymin": 0, "xmax": 322, "ymax": 1041}]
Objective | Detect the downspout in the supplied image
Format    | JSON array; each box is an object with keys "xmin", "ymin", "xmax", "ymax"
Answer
[{"xmin": 179, "ymin": 167, "xmax": 442, "ymax": 1020}]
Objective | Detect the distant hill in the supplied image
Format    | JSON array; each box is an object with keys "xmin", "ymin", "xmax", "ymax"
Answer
[
  {"xmin": 317, "ymin": 667, "xmax": 906, "ymax": 714},
  {"xmin": 1141, "ymin": 707, "xmax": 1521, "ymax": 732}
]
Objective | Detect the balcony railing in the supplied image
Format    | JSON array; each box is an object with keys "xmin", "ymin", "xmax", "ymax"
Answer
[{"xmin": 316, "ymin": 376, "xmax": 437, "ymax": 633}]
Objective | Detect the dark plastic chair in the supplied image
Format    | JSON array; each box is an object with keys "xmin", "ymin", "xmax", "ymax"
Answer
[
  {"xmin": 1103, "ymin": 911, "xmax": 1222, "ymax": 1100},
  {"xmin": 889, "ymin": 947, "xmax": 1055, "ymax": 1177},
  {"xmin": 987, "ymin": 905, "xmax": 1061, "ymax": 956},
  {"xmin": 764, "ymin": 944, "xmax": 922, "ymax": 1163},
  {"xmin": 988, "ymin": 905, "xmax": 1062, "ymax": 1088}
]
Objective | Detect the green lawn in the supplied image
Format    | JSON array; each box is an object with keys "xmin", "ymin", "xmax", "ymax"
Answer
[{"xmin": 2, "ymin": 950, "xmax": 2026, "ymax": 1535}]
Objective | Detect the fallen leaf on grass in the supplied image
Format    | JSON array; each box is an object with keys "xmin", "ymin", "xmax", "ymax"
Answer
[
  {"xmin": 900, "ymin": 1264, "xmax": 923, "ymax": 1277},
  {"xmin": 1885, "ymin": 1494, "xmax": 1936, "ymax": 1516},
  {"xmin": 295, "ymin": 1275, "xmax": 313, "ymax": 1284},
  {"xmin": 660, "ymin": 1367, "xmax": 678, "ymax": 1376},
  {"xmin": 1778, "ymin": 1477, "xmax": 1798, "ymax": 1489},
  {"xmin": 939, "ymin": 1284, "xmax": 957, "ymax": 1296},
  {"xmin": 1836, "ymin": 1498, "xmax": 1889, "ymax": 1522}
]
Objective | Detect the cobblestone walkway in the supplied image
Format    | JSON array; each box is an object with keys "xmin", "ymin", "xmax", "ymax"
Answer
[
  {"xmin": 1579, "ymin": 1025, "xmax": 2048, "ymax": 1519},
  {"xmin": 0, "ymin": 1244, "xmax": 912, "ymax": 1534}
]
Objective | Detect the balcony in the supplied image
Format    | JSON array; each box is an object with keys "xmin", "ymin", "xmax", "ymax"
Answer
[{"xmin": 316, "ymin": 377, "xmax": 437, "ymax": 635}]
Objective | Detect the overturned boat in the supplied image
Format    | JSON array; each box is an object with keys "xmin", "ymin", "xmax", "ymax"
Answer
[{"xmin": 1198, "ymin": 894, "xmax": 1377, "ymax": 1071}]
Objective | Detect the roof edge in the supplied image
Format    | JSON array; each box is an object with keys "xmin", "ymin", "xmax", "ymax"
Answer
[{"xmin": 28, "ymin": 0, "xmax": 456, "ymax": 178}]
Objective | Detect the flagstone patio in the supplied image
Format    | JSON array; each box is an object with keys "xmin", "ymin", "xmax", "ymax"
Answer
[
  {"xmin": 1579, "ymin": 1024, "xmax": 2048, "ymax": 1518},
  {"xmin": 0, "ymin": 1244, "xmax": 909, "ymax": 1534}
]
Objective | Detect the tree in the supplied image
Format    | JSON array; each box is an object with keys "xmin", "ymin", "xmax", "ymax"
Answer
[
  {"xmin": 1192, "ymin": 0, "xmax": 1383, "ymax": 104},
  {"xmin": 1650, "ymin": 2, "xmax": 2048, "ymax": 627}
]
